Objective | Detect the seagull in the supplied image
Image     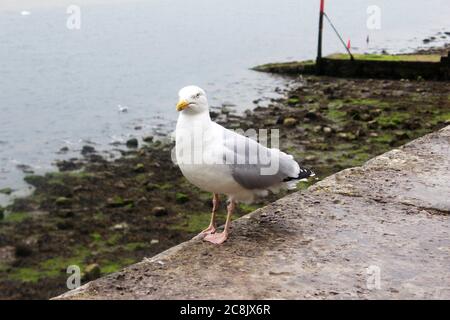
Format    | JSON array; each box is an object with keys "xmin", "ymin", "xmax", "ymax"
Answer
[
  {"xmin": 118, "ymin": 104, "xmax": 129, "ymax": 113},
  {"xmin": 175, "ymin": 86, "xmax": 314, "ymax": 244}
]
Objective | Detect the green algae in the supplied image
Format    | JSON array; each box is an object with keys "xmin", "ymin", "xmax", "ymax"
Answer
[
  {"xmin": 327, "ymin": 53, "xmax": 441, "ymax": 62},
  {"xmin": 2, "ymin": 212, "xmax": 30, "ymax": 223},
  {"xmin": 170, "ymin": 212, "xmax": 219, "ymax": 234},
  {"xmin": 175, "ymin": 192, "xmax": 190, "ymax": 204},
  {"xmin": 100, "ymin": 258, "xmax": 136, "ymax": 274},
  {"xmin": 9, "ymin": 246, "xmax": 91, "ymax": 283}
]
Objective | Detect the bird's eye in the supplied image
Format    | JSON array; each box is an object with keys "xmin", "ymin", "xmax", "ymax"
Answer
[{"xmin": 193, "ymin": 93, "xmax": 201, "ymax": 99}]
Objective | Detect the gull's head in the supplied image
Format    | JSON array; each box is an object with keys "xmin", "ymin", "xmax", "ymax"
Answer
[{"xmin": 176, "ymin": 85, "xmax": 208, "ymax": 114}]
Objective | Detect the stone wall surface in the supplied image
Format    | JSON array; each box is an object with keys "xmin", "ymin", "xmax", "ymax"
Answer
[{"xmin": 55, "ymin": 126, "xmax": 450, "ymax": 300}]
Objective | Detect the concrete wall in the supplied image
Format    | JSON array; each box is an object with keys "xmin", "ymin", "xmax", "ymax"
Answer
[
  {"xmin": 254, "ymin": 52, "xmax": 450, "ymax": 80},
  {"xmin": 320, "ymin": 58, "xmax": 448, "ymax": 80},
  {"xmin": 55, "ymin": 126, "xmax": 450, "ymax": 300}
]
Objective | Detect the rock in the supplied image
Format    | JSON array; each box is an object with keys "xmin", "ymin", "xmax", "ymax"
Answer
[
  {"xmin": 287, "ymin": 97, "xmax": 300, "ymax": 106},
  {"xmin": 0, "ymin": 245, "xmax": 15, "ymax": 264},
  {"xmin": 145, "ymin": 183, "xmax": 159, "ymax": 191},
  {"xmin": 81, "ymin": 145, "xmax": 96, "ymax": 155},
  {"xmin": 0, "ymin": 188, "xmax": 13, "ymax": 195},
  {"xmin": 134, "ymin": 163, "xmax": 145, "ymax": 173},
  {"xmin": 56, "ymin": 210, "xmax": 74, "ymax": 218},
  {"xmin": 55, "ymin": 197, "xmax": 71, "ymax": 206},
  {"xmin": 142, "ymin": 136, "xmax": 154, "ymax": 143},
  {"xmin": 175, "ymin": 193, "xmax": 189, "ymax": 204},
  {"xmin": 323, "ymin": 86, "xmax": 335, "ymax": 96},
  {"xmin": 354, "ymin": 128, "xmax": 366, "ymax": 138},
  {"xmin": 264, "ymin": 119, "xmax": 277, "ymax": 126},
  {"xmin": 403, "ymin": 119, "xmax": 421, "ymax": 130},
  {"xmin": 83, "ymin": 264, "xmax": 101, "ymax": 281},
  {"xmin": 305, "ymin": 155, "xmax": 317, "ymax": 161},
  {"xmin": 112, "ymin": 223, "xmax": 129, "ymax": 231},
  {"xmin": 369, "ymin": 108, "xmax": 382, "ymax": 117},
  {"xmin": 283, "ymin": 117, "xmax": 298, "ymax": 127},
  {"xmin": 114, "ymin": 181, "xmax": 126, "ymax": 189},
  {"xmin": 106, "ymin": 196, "xmax": 133, "ymax": 208},
  {"xmin": 394, "ymin": 131, "xmax": 410, "ymax": 140},
  {"xmin": 15, "ymin": 244, "xmax": 33, "ymax": 257},
  {"xmin": 136, "ymin": 197, "xmax": 148, "ymax": 206},
  {"xmin": 88, "ymin": 154, "xmax": 105, "ymax": 163},
  {"xmin": 368, "ymin": 120, "xmax": 378, "ymax": 129},
  {"xmin": 110, "ymin": 141, "xmax": 122, "ymax": 147},
  {"xmin": 360, "ymin": 113, "xmax": 372, "ymax": 121},
  {"xmin": 322, "ymin": 127, "xmax": 332, "ymax": 134},
  {"xmin": 59, "ymin": 146, "xmax": 69, "ymax": 153},
  {"xmin": 134, "ymin": 126, "xmax": 142, "ymax": 130},
  {"xmin": 337, "ymin": 132, "xmax": 357, "ymax": 141},
  {"xmin": 16, "ymin": 164, "xmax": 35, "ymax": 174},
  {"xmin": 152, "ymin": 206, "xmax": 168, "ymax": 217},
  {"xmin": 56, "ymin": 159, "xmax": 81, "ymax": 172},
  {"xmin": 0, "ymin": 207, "xmax": 4, "ymax": 220},
  {"xmin": 392, "ymin": 90, "xmax": 405, "ymax": 97},
  {"xmin": 221, "ymin": 106, "xmax": 231, "ymax": 115},
  {"xmin": 210, "ymin": 110, "xmax": 220, "ymax": 119},
  {"xmin": 275, "ymin": 116, "xmax": 284, "ymax": 125},
  {"xmin": 347, "ymin": 109, "xmax": 361, "ymax": 120},
  {"xmin": 228, "ymin": 122, "xmax": 241, "ymax": 129},
  {"xmin": 150, "ymin": 239, "xmax": 159, "ymax": 245},
  {"xmin": 56, "ymin": 221, "xmax": 74, "ymax": 230},
  {"xmin": 305, "ymin": 111, "xmax": 319, "ymax": 120},
  {"xmin": 126, "ymin": 138, "xmax": 139, "ymax": 148},
  {"xmin": 313, "ymin": 125, "xmax": 322, "ymax": 133}
]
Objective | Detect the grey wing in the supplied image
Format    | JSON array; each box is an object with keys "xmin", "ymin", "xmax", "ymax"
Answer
[{"xmin": 220, "ymin": 126, "xmax": 300, "ymax": 190}]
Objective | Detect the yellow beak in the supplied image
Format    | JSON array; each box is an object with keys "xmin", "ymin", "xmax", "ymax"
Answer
[{"xmin": 176, "ymin": 99, "xmax": 189, "ymax": 112}]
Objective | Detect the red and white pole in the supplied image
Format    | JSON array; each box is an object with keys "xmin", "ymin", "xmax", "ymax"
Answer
[{"xmin": 316, "ymin": 0, "xmax": 325, "ymax": 73}]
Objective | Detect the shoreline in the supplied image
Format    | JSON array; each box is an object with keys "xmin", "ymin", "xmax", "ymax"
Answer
[
  {"xmin": 1, "ymin": 40, "xmax": 449, "ymax": 207},
  {"xmin": 1, "ymin": 44, "xmax": 450, "ymax": 299}
]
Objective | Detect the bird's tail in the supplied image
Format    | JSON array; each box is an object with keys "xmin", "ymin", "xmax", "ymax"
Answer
[{"xmin": 283, "ymin": 167, "xmax": 315, "ymax": 190}]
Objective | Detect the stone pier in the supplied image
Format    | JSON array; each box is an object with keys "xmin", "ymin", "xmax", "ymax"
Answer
[{"xmin": 56, "ymin": 126, "xmax": 450, "ymax": 300}]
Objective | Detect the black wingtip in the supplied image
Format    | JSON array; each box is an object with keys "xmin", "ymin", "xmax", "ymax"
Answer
[{"xmin": 283, "ymin": 167, "xmax": 315, "ymax": 182}]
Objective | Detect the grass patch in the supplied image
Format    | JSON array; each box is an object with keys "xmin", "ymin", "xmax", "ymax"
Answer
[
  {"xmin": 347, "ymin": 98, "xmax": 390, "ymax": 108},
  {"xmin": 91, "ymin": 232, "xmax": 102, "ymax": 242},
  {"xmin": 100, "ymin": 262, "xmax": 121, "ymax": 274},
  {"xmin": 369, "ymin": 133, "xmax": 394, "ymax": 144},
  {"xmin": 327, "ymin": 53, "xmax": 441, "ymax": 62},
  {"xmin": 123, "ymin": 242, "xmax": 146, "ymax": 251},
  {"xmin": 9, "ymin": 246, "xmax": 90, "ymax": 283},
  {"xmin": 9, "ymin": 268, "xmax": 43, "ymax": 283},
  {"xmin": 239, "ymin": 203, "xmax": 260, "ymax": 214},
  {"xmin": 296, "ymin": 180, "xmax": 316, "ymax": 190},
  {"xmin": 326, "ymin": 108, "xmax": 347, "ymax": 121},
  {"xmin": 170, "ymin": 211, "xmax": 225, "ymax": 234},
  {"xmin": 3, "ymin": 212, "xmax": 30, "ymax": 223},
  {"xmin": 24, "ymin": 171, "xmax": 94, "ymax": 188},
  {"xmin": 0, "ymin": 188, "xmax": 13, "ymax": 195},
  {"xmin": 100, "ymin": 258, "xmax": 136, "ymax": 274},
  {"xmin": 106, "ymin": 233, "xmax": 122, "ymax": 246},
  {"xmin": 376, "ymin": 112, "xmax": 410, "ymax": 129},
  {"xmin": 430, "ymin": 111, "xmax": 450, "ymax": 124}
]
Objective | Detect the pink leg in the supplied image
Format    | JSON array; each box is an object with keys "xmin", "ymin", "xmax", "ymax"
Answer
[
  {"xmin": 198, "ymin": 193, "xmax": 219, "ymax": 236},
  {"xmin": 204, "ymin": 199, "xmax": 235, "ymax": 245}
]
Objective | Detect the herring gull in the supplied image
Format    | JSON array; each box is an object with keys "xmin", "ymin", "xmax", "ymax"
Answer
[{"xmin": 175, "ymin": 86, "xmax": 314, "ymax": 244}]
